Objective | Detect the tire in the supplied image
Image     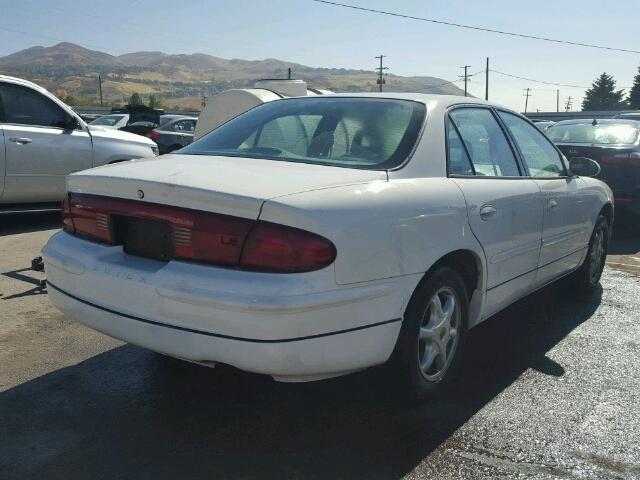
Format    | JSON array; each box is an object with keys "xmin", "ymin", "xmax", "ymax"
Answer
[
  {"xmin": 572, "ymin": 214, "xmax": 609, "ymax": 292},
  {"xmin": 392, "ymin": 267, "xmax": 469, "ymax": 401}
]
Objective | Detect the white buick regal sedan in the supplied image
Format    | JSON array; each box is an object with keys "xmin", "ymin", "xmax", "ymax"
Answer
[{"xmin": 43, "ymin": 94, "xmax": 613, "ymax": 399}]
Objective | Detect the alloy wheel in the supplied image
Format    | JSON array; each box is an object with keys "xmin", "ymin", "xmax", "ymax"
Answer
[
  {"xmin": 417, "ymin": 287, "xmax": 461, "ymax": 382},
  {"xmin": 589, "ymin": 226, "xmax": 606, "ymax": 283}
]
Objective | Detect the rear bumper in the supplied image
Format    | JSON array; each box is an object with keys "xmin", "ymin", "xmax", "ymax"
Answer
[{"xmin": 43, "ymin": 231, "xmax": 415, "ymax": 381}]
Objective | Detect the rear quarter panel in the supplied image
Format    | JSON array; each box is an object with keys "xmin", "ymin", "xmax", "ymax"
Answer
[
  {"xmin": 260, "ymin": 177, "xmax": 484, "ymax": 284},
  {"xmin": 580, "ymin": 177, "xmax": 615, "ymax": 224}
]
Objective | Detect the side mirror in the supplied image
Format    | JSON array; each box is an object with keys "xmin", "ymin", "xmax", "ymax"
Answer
[
  {"xmin": 63, "ymin": 116, "xmax": 81, "ymax": 130},
  {"xmin": 569, "ymin": 157, "xmax": 601, "ymax": 177}
]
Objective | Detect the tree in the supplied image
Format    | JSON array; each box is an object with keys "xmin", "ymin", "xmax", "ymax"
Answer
[
  {"xmin": 582, "ymin": 73, "xmax": 626, "ymax": 111},
  {"xmin": 628, "ymin": 66, "xmax": 640, "ymax": 110},
  {"xmin": 54, "ymin": 89, "xmax": 78, "ymax": 106},
  {"xmin": 128, "ymin": 92, "xmax": 143, "ymax": 107},
  {"xmin": 148, "ymin": 94, "xmax": 163, "ymax": 108}
]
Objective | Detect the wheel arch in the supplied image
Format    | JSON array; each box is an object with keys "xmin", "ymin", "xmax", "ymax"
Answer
[
  {"xmin": 600, "ymin": 202, "xmax": 614, "ymax": 229},
  {"xmin": 405, "ymin": 248, "xmax": 486, "ymax": 330}
]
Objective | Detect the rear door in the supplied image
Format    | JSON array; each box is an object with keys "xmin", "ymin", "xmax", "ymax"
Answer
[
  {"xmin": 0, "ymin": 82, "xmax": 93, "ymax": 203},
  {"xmin": 497, "ymin": 111, "xmax": 591, "ymax": 284},
  {"xmin": 172, "ymin": 119, "xmax": 196, "ymax": 147},
  {"xmin": 447, "ymin": 106, "xmax": 544, "ymax": 317}
]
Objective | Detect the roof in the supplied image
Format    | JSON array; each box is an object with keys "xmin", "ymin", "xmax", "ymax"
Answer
[{"xmin": 322, "ymin": 92, "xmax": 498, "ymax": 108}]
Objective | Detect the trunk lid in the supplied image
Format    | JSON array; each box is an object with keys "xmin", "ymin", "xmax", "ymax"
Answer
[{"xmin": 67, "ymin": 154, "xmax": 387, "ymax": 219}]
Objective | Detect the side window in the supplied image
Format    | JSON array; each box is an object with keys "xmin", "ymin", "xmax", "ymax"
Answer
[
  {"xmin": 449, "ymin": 108, "xmax": 521, "ymax": 177},
  {"xmin": 174, "ymin": 120, "xmax": 196, "ymax": 133},
  {"xmin": 447, "ymin": 119, "xmax": 474, "ymax": 175},
  {"xmin": 497, "ymin": 111, "xmax": 566, "ymax": 177},
  {"xmin": 0, "ymin": 83, "xmax": 67, "ymax": 128}
]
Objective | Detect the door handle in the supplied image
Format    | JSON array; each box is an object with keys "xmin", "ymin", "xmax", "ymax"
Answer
[
  {"xmin": 9, "ymin": 137, "xmax": 32, "ymax": 144},
  {"xmin": 479, "ymin": 204, "xmax": 497, "ymax": 220},
  {"xmin": 548, "ymin": 199, "xmax": 558, "ymax": 210}
]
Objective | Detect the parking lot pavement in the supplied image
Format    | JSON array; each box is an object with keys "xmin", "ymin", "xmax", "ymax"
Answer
[{"xmin": 1, "ymin": 214, "xmax": 640, "ymax": 480}]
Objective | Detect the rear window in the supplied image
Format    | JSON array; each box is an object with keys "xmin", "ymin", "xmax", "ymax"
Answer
[
  {"xmin": 547, "ymin": 123, "xmax": 640, "ymax": 145},
  {"xmin": 181, "ymin": 97, "xmax": 426, "ymax": 169}
]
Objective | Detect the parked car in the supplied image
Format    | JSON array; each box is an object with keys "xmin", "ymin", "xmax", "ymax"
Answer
[
  {"xmin": 0, "ymin": 75, "xmax": 158, "ymax": 212},
  {"xmin": 43, "ymin": 94, "xmax": 612, "ymax": 399},
  {"xmin": 79, "ymin": 113, "xmax": 104, "ymax": 123},
  {"xmin": 159, "ymin": 114, "xmax": 193, "ymax": 126},
  {"xmin": 89, "ymin": 113, "xmax": 129, "ymax": 129},
  {"xmin": 530, "ymin": 119, "xmax": 555, "ymax": 131},
  {"xmin": 613, "ymin": 112, "xmax": 640, "ymax": 121},
  {"xmin": 122, "ymin": 121, "xmax": 158, "ymax": 137},
  {"xmin": 114, "ymin": 106, "xmax": 164, "ymax": 137},
  {"xmin": 546, "ymin": 119, "xmax": 640, "ymax": 216},
  {"xmin": 147, "ymin": 116, "xmax": 197, "ymax": 154}
]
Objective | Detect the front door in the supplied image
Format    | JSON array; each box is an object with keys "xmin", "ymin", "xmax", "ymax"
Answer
[
  {"xmin": 447, "ymin": 107, "xmax": 543, "ymax": 318},
  {"xmin": 0, "ymin": 82, "xmax": 92, "ymax": 203},
  {"xmin": 496, "ymin": 110, "xmax": 590, "ymax": 283}
]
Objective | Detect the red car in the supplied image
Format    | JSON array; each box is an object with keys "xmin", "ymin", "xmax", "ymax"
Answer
[{"xmin": 547, "ymin": 119, "xmax": 640, "ymax": 217}]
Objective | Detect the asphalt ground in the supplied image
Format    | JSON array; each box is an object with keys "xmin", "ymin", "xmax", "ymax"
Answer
[{"xmin": 1, "ymin": 213, "xmax": 639, "ymax": 480}]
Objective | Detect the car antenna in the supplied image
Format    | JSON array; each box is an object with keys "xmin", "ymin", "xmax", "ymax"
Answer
[{"xmin": 592, "ymin": 118, "xmax": 598, "ymax": 126}]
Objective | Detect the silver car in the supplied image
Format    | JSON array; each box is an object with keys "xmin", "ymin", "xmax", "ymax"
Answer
[{"xmin": 0, "ymin": 75, "xmax": 158, "ymax": 213}]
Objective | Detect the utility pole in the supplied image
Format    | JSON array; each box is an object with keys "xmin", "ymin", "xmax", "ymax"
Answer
[
  {"xmin": 460, "ymin": 65, "xmax": 471, "ymax": 97},
  {"xmin": 287, "ymin": 67, "xmax": 292, "ymax": 80},
  {"xmin": 375, "ymin": 55, "xmax": 388, "ymax": 92},
  {"xmin": 523, "ymin": 87, "xmax": 532, "ymax": 113},
  {"xmin": 565, "ymin": 96, "xmax": 573, "ymax": 112},
  {"xmin": 485, "ymin": 58, "xmax": 489, "ymax": 101},
  {"xmin": 556, "ymin": 89, "xmax": 560, "ymax": 113},
  {"xmin": 98, "ymin": 73, "xmax": 103, "ymax": 107}
]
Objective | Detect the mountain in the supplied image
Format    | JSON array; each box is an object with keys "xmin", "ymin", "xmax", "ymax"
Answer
[
  {"xmin": 0, "ymin": 42, "xmax": 124, "ymax": 68},
  {"xmin": 0, "ymin": 42, "xmax": 467, "ymax": 110}
]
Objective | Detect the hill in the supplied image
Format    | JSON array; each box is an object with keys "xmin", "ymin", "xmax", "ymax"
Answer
[{"xmin": 0, "ymin": 42, "xmax": 467, "ymax": 110}]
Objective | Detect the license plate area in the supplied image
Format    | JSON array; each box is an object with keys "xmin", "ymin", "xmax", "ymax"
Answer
[{"xmin": 113, "ymin": 215, "xmax": 174, "ymax": 262}]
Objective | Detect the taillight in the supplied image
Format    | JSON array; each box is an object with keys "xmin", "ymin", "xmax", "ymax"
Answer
[
  {"xmin": 62, "ymin": 193, "xmax": 336, "ymax": 273},
  {"xmin": 173, "ymin": 211, "xmax": 253, "ymax": 266},
  {"xmin": 68, "ymin": 194, "xmax": 116, "ymax": 244},
  {"xmin": 240, "ymin": 222, "xmax": 337, "ymax": 273},
  {"xmin": 61, "ymin": 194, "xmax": 74, "ymax": 234},
  {"xmin": 147, "ymin": 130, "xmax": 160, "ymax": 141}
]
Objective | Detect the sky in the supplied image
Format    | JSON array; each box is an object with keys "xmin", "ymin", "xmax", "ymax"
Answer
[{"xmin": 1, "ymin": 0, "xmax": 639, "ymax": 112}]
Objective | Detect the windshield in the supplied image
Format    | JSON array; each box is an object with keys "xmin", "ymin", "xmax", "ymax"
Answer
[
  {"xmin": 180, "ymin": 97, "xmax": 426, "ymax": 169},
  {"xmin": 90, "ymin": 115, "xmax": 125, "ymax": 126},
  {"xmin": 547, "ymin": 123, "xmax": 640, "ymax": 145}
]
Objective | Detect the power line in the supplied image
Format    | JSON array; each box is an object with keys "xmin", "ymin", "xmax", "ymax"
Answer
[
  {"xmin": 310, "ymin": 0, "xmax": 640, "ymax": 54},
  {"xmin": 490, "ymin": 68, "xmax": 632, "ymax": 90},
  {"xmin": 421, "ymin": 70, "xmax": 484, "ymax": 92},
  {"xmin": 490, "ymin": 69, "xmax": 590, "ymax": 89}
]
